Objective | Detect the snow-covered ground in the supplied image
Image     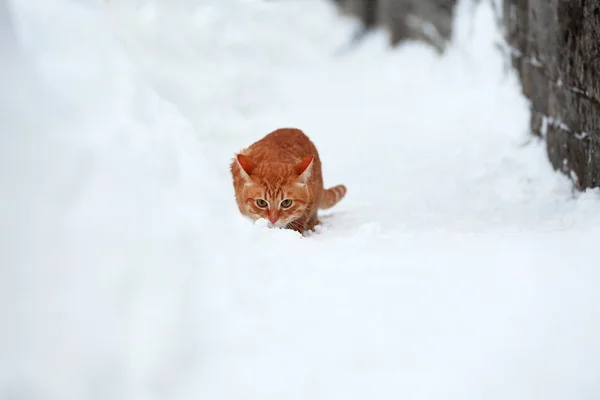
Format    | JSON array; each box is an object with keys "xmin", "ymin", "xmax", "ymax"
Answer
[{"xmin": 2, "ymin": 0, "xmax": 600, "ymax": 399}]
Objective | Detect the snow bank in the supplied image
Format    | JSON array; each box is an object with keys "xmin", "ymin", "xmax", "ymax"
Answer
[
  {"xmin": 1, "ymin": 0, "xmax": 599, "ymax": 399},
  {"xmin": 1, "ymin": 0, "xmax": 219, "ymax": 398}
]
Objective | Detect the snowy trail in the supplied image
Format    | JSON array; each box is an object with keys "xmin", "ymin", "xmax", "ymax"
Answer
[
  {"xmin": 2, "ymin": 0, "xmax": 600, "ymax": 399},
  {"xmin": 110, "ymin": 0, "xmax": 600, "ymax": 235}
]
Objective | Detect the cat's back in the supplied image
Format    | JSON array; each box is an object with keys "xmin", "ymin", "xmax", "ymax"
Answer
[{"xmin": 248, "ymin": 128, "xmax": 319, "ymax": 163}]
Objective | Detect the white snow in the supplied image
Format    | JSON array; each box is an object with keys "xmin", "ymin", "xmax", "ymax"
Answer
[{"xmin": 2, "ymin": 0, "xmax": 600, "ymax": 399}]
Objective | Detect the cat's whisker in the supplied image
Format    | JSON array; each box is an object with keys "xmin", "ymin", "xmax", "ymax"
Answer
[{"xmin": 286, "ymin": 220, "xmax": 304, "ymax": 233}]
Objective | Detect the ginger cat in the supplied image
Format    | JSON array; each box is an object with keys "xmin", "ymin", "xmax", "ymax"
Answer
[{"xmin": 230, "ymin": 128, "xmax": 346, "ymax": 234}]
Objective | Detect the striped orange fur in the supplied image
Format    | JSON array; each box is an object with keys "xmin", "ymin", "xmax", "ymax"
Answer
[
  {"xmin": 320, "ymin": 185, "xmax": 347, "ymax": 209},
  {"xmin": 230, "ymin": 128, "xmax": 347, "ymax": 234}
]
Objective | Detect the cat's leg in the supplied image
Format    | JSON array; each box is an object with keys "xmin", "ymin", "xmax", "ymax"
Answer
[{"xmin": 305, "ymin": 213, "xmax": 319, "ymax": 231}]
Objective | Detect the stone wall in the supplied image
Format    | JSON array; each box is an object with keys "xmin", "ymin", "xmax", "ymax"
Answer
[
  {"xmin": 503, "ymin": 0, "xmax": 600, "ymax": 189},
  {"xmin": 333, "ymin": 0, "xmax": 458, "ymax": 53}
]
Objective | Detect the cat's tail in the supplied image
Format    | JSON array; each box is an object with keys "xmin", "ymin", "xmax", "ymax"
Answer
[{"xmin": 319, "ymin": 185, "xmax": 347, "ymax": 209}]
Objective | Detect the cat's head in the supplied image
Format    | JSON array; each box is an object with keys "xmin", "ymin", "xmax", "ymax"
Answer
[{"xmin": 234, "ymin": 153, "xmax": 314, "ymax": 228}]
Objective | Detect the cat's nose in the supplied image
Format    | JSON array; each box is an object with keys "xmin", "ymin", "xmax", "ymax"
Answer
[{"xmin": 268, "ymin": 212, "xmax": 278, "ymax": 224}]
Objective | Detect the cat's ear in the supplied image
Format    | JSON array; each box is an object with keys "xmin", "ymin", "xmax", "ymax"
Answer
[
  {"xmin": 294, "ymin": 155, "xmax": 314, "ymax": 183},
  {"xmin": 236, "ymin": 153, "xmax": 256, "ymax": 177}
]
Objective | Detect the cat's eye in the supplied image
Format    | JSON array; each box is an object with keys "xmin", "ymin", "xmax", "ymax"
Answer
[
  {"xmin": 256, "ymin": 199, "xmax": 268, "ymax": 208},
  {"xmin": 280, "ymin": 199, "xmax": 293, "ymax": 208}
]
